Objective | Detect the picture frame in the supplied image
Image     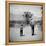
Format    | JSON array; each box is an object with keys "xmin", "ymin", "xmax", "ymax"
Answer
[{"xmin": 6, "ymin": 1, "xmax": 45, "ymax": 45}]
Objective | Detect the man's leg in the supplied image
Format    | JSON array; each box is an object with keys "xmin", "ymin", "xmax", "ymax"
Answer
[
  {"xmin": 31, "ymin": 25, "xmax": 34, "ymax": 35},
  {"xmin": 30, "ymin": 24, "xmax": 34, "ymax": 35}
]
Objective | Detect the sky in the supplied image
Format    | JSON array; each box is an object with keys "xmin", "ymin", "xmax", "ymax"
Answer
[{"xmin": 10, "ymin": 4, "xmax": 42, "ymax": 22}]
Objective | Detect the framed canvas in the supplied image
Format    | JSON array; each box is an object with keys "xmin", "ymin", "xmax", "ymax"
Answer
[{"xmin": 6, "ymin": 1, "xmax": 45, "ymax": 45}]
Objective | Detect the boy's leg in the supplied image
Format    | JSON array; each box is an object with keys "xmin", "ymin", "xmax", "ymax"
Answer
[{"xmin": 20, "ymin": 29, "xmax": 23, "ymax": 36}]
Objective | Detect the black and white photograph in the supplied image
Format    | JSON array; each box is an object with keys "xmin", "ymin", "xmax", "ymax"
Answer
[{"xmin": 10, "ymin": 4, "xmax": 43, "ymax": 42}]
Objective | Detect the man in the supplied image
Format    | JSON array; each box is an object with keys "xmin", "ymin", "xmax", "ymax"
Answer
[{"xmin": 23, "ymin": 12, "xmax": 34, "ymax": 35}]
